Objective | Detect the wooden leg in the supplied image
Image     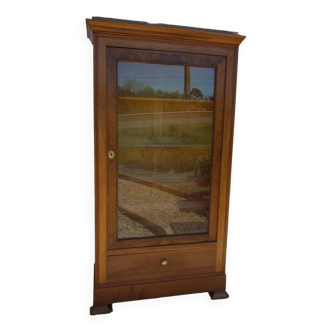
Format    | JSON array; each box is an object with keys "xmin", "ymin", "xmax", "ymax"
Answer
[
  {"xmin": 209, "ymin": 290, "xmax": 229, "ymax": 300},
  {"xmin": 90, "ymin": 304, "xmax": 113, "ymax": 315}
]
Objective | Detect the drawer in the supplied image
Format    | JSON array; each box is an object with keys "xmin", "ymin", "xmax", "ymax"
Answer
[{"xmin": 107, "ymin": 246, "xmax": 216, "ymax": 282}]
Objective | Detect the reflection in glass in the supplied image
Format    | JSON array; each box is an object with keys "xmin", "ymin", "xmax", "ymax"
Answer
[{"xmin": 117, "ymin": 62, "xmax": 215, "ymax": 239}]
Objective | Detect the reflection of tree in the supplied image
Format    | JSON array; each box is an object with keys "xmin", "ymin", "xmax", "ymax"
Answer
[
  {"xmin": 120, "ymin": 78, "xmax": 155, "ymax": 97},
  {"xmin": 118, "ymin": 78, "xmax": 213, "ymax": 100},
  {"xmin": 195, "ymin": 153, "xmax": 211, "ymax": 176},
  {"xmin": 190, "ymin": 88, "xmax": 203, "ymax": 100},
  {"xmin": 123, "ymin": 78, "xmax": 136, "ymax": 92}
]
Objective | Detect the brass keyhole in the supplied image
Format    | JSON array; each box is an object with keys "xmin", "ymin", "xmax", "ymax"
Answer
[
  {"xmin": 161, "ymin": 259, "xmax": 168, "ymax": 266},
  {"xmin": 108, "ymin": 151, "xmax": 115, "ymax": 159}
]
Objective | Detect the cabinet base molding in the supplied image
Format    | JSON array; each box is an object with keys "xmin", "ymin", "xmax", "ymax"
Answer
[
  {"xmin": 90, "ymin": 304, "xmax": 113, "ymax": 315},
  {"xmin": 92, "ymin": 274, "xmax": 226, "ymax": 311},
  {"xmin": 209, "ymin": 290, "xmax": 229, "ymax": 300}
]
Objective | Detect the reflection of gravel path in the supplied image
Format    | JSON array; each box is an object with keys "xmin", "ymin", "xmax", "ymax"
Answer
[
  {"xmin": 118, "ymin": 213, "xmax": 154, "ymax": 239},
  {"xmin": 119, "ymin": 178, "xmax": 184, "ymax": 211},
  {"xmin": 118, "ymin": 178, "xmax": 208, "ymax": 237}
]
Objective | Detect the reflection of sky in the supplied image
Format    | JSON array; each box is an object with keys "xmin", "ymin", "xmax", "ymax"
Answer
[
  {"xmin": 118, "ymin": 62, "xmax": 215, "ymax": 98},
  {"xmin": 190, "ymin": 67, "xmax": 215, "ymax": 98}
]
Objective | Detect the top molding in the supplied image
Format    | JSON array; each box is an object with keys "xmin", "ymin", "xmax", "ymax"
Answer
[{"xmin": 86, "ymin": 17, "xmax": 246, "ymax": 47}]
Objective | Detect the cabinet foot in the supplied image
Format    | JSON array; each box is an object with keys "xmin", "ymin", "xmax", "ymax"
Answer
[
  {"xmin": 209, "ymin": 290, "xmax": 229, "ymax": 300},
  {"xmin": 90, "ymin": 304, "xmax": 113, "ymax": 315}
]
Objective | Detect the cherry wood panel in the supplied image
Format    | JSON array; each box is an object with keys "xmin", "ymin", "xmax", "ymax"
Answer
[
  {"xmin": 107, "ymin": 247, "xmax": 216, "ymax": 282},
  {"xmin": 93, "ymin": 37, "xmax": 108, "ymax": 284},
  {"xmin": 106, "ymin": 267, "xmax": 216, "ymax": 285},
  {"xmin": 98, "ymin": 270, "xmax": 223, "ymax": 288},
  {"xmin": 110, "ymin": 234, "xmax": 214, "ymax": 250},
  {"xmin": 106, "ymin": 241, "xmax": 216, "ymax": 256},
  {"xmin": 109, "ymin": 47, "xmax": 224, "ymax": 67},
  {"xmin": 102, "ymin": 36, "xmax": 232, "ymax": 56},
  {"xmin": 106, "ymin": 49, "xmax": 118, "ymax": 250},
  {"xmin": 209, "ymin": 59, "xmax": 226, "ymax": 240},
  {"xmin": 215, "ymin": 48, "xmax": 238, "ymax": 272}
]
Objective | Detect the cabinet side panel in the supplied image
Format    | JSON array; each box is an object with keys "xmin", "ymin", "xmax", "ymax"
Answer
[
  {"xmin": 222, "ymin": 48, "xmax": 239, "ymax": 270},
  {"xmin": 222, "ymin": 47, "xmax": 239, "ymax": 269},
  {"xmin": 94, "ymin": 37, "xmax": 108, "ymax": 284},
  {"xmin": 209, "ymin": 59, "xmax": 226, "ymax": 240},
  {"xmin": 216, "ymin": 48, "xmax": 238, "ymax": 272},
  {"xmin": 93, "ymin": 37, "xmax": 99, "ymax": 284}
]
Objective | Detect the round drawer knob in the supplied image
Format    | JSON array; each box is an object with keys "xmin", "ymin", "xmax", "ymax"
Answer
[{"xmin": 161, "ymin": 259, "xmax": 168, "ymax": 266}]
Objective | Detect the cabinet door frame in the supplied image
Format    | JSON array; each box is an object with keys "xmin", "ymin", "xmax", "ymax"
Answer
[{"xmin": 106, "ymin": 47, "xmax": 226, "ymax": 250}]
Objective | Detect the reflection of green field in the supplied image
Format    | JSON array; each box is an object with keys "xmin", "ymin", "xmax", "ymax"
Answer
[
  {"xmin": 119, "ymin": 147, "xmax": 210, "ymax": 165},
  {"xmin": 118, "ymin": 125, "xmax": 212, "ymax": 173},
  {"xmin": 119, "ymin": 125, "xmax": 213, "ymax": 148}
]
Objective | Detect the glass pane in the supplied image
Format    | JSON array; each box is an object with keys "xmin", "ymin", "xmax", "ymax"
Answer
[{"xmin": 117, "ymin": 61, "xmax": 215, "ymax": 240}]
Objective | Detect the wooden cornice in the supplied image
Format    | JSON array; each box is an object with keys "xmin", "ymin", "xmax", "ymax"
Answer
[{"xmin": 86, "ymin": 17, "xmax": 246, "ymax": 47}]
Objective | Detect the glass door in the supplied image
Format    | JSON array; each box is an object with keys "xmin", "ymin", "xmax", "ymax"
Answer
[{"xmin": 107, "ymin": 48, "xmax": 226, "ymax": 249}]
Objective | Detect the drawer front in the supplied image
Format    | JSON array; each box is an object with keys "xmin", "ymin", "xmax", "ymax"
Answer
[{"xmin": 107, "ymin": 247, "xmax": 216, "ymax": 282}]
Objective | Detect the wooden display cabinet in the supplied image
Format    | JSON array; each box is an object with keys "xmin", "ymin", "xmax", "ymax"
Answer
[{"xmin": 86, "ymin": 17, "xmax": 245, "ymax": 315}]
